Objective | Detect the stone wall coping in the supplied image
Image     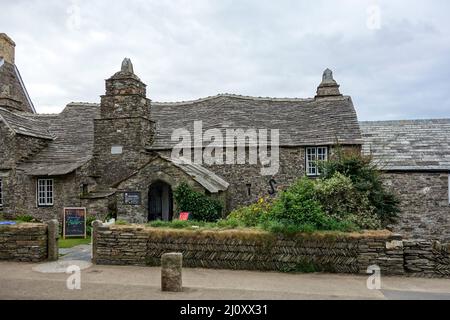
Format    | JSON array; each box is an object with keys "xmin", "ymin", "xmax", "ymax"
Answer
[
  {"xmin": 0, "ymin": 222, "xmax": 47, "ymax": 230},
  {"xmin": 98, "ymin": 223, "xmax": 394, "ymax": 240}
]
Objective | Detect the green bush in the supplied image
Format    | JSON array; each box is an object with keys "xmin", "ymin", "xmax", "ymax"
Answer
[
  {"xmin": 173, "ymin": 183, "xmax": 223, "ymax": 222},
  {"xmin": 86, "ymin": 216, "xmax": 97, "ymax": 236},
  {"xmin": 15, "ymin": 215, "xmax": 35, "ymax": 222},
  {"xmin": 266, "ymin": 177, "xmax": 332, "ymax": 230},
  {"xmin": 227, "ymin": 197, "xmax": 273, "ymax": 227},
  {"xmin": 314, "ymin": 172, "xmax": 381, "ymax": 229},
  {"xmin": 320, "ymin": 149, "xmax": 399, "ymax": 226}
]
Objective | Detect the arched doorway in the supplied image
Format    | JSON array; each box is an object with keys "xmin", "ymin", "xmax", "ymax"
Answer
[{"xmin": 148, "ymin": 181, "xmax": 173, "ymax": 222}]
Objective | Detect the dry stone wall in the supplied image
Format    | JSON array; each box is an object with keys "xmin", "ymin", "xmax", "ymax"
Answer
[
  {"xmin": 0, "ymin": 223, "xmax": 49, "ymax": 262},
  {"xmin": 93, "ymin": 224, "xmax": 414, "ymax": 275}
]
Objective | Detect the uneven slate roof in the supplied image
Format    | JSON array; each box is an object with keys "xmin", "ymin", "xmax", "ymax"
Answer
[
  {"xmin": 0, "ymin": 107, "xmax": 53, "ymax": 139},
  {"xmin": 17, "ymin": 103, "xmax": 100, "ymax": 176},
  {"xmin": 360, "ymin": 119, "xmax": 450, "ymax": 171},
  {"xmin": 160, "ymin": 155, "xmax": 229, "ymax": 193},
  {"xmin": 150, "ymin": 94, "xmax": 362, "ymax": 149}
]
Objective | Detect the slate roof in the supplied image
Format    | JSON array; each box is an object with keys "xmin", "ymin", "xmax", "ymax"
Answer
[
  {"xmin": 160, "ymin": 155, "xmax": 229, "ymax": 193},
  {"xmin": 360, "ymin": 119, "xmax": 450, "ymax": 171},
  {"xmin": 150, "ymin": 94, "xmax": 362, "ymax": 149},
  {"xmin": 17, "ymin": 103, "xmax": 100, "ymax": 176},
  {"xmin": 0, "ymin": 107, "xmax": 53, "ymax": 139}
]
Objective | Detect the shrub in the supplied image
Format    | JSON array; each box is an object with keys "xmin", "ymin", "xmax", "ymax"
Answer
[
  {"xmin": 314, "ymin": 172, "xmax": 381, "ymax": 229},
  {"xmin": 266, "ymin": 177, "xmax": 331, "ymax": 229},
  {"xmin": 320, "ymin": 149, "xmax": 400, "ymax": 226},
  {"xmin": 15, "ymin": 215, "xmax": 35, "ymax": 222},
  {"xmin": 173, "ymin": 183, "xmax": 223, "ymax": 222},
  {"xmin": 86, "ymin": 216, "xmax": 97, "ymax": 236},
  {"xmin": 227, "ymin": 197, "xmax": 273, "ymax": 227}
]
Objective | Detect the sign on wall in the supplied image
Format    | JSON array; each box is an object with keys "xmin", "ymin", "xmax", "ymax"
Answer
[
  {"xmin": 123, "ymin": 192, "xmax": 141, "ymax": 205},
  {"xmin": 63, "ymin": 207, "xmax": 86, "ymax": 239}
]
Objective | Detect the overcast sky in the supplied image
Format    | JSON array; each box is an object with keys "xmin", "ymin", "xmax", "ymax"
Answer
[{"xmin": 1, "ymin": 0, "xmax": 449, "ymax": 120}]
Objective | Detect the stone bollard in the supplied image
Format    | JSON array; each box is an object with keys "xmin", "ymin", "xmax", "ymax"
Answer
[
  {"xmin": 91, "ymin": 220, "xmax": 103, "ymax": 264},
  {"xmin": 161, "ymin": 252, "xmax": 183, "ymax": 292},
  {"xmin": 46, "ymin": 219, "xmax": 59, "ymax": 261}
]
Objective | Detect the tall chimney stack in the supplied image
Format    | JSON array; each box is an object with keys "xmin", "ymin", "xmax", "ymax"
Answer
[{"xmin": 0, "ymin": 33, "xmax": 16, "ymax": 64}]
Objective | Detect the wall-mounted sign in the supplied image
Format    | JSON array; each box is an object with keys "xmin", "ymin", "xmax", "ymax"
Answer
[
  {"xmin": 63, "ymin": 207, "xmax": 86, "ymax": 239},
  {"xmin": 124, "ymin": 192, "xmax": 141, "ymax": 205}
]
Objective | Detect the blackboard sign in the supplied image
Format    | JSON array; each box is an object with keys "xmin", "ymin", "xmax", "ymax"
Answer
[
  {"xmin": 63, "ymin": 207, "xmax": 86, "ymax": 238},
  {"xmin": 124, "ymin": 192, "xmax": 141, "ymax": 205}
]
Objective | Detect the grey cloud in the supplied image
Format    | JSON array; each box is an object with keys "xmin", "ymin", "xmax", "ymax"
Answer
[{"xmin": 0, "ymin": 0, "xmax": 449, "ymax": 119}]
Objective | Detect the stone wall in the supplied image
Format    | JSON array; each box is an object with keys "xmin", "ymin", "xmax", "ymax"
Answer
[
  {"xmin": 0, "ymin": 223, "xmax": 49, "ymax": 262},
  {"xmin": 382, "ymin": 172, "xmax": 450, "ymax": 242},
  {"xmin": 93, "ymin": 224, "xmax": 414, "ymax": 275},
  {"xmin": 403, "ymin": 240, "xmax": 450, "ymax": 277}
]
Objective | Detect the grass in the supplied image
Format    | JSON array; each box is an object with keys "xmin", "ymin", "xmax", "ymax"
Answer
[{"xmin": 59, "ymin": 236, "xmax": 91, "ymax": 248}]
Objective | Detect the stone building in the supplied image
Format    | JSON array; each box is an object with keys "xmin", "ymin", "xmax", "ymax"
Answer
[
  {"xmin": 361, "ymin": 120, "xmax": 450, "ymax": 241},
  {"xmin": 1, "ymin": 34, "xmax": 449, "ymax": 241}
]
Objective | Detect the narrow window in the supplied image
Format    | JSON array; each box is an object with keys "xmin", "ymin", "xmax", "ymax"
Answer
[
  {"xmin": 246, "ymin": 183, "xmax": 252, "ymax": 196},
  {"xmin": 81, "ymin": 183, "xmax": 88, "ymax": 196},
  {"xmin": 37, "ymin": 179, "xmax": 54, "ymax": 206},
  {"xmin": 306, "ymin": 147, "xmax": 328, "ymax": 176},
  {"xmin": 0, "ymin": 178, "xmax": 3, "ymax": 208}
]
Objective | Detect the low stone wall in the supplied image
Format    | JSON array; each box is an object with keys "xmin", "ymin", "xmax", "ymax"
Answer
[
  {"xmin": 404, "ymin": 240, "xmax": 450, "ymax": 277},
  {"xmin": 93, "ymin": 224, "xmax": 410, "ymax": 275},
  {"xmin": 0, "ymin": 221, "xmax": 58, "ymax": 262}
]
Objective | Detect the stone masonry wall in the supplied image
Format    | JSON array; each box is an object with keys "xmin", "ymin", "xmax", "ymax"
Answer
[
  {"xmin": 382, "ymin": 172, "xmax": 450, "ymax": 242},
  {"xmin": 93, "ymin": 224, "xmax": 410, "ymax": 275},
  {"xmin": 0, "ymin": 223, "xmax": 48, "ymax": 262}
]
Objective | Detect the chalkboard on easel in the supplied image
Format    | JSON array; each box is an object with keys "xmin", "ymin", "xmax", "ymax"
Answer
[{"xmin": 63, "ymin": 207, "xmax": 86, "ymax": 239}]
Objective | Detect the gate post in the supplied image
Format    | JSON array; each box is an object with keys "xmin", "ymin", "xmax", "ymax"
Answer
[{"xmin": 47, "ymin": 219, "xmax": 59, "ymax": 261}]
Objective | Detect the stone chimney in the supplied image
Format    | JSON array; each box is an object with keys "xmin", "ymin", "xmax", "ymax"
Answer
[
  {"xmin": 0, "ymin": 33, "xmax": 15, "ymax": 64},
  {"xmin": 315, "ymin": 68, "xmax": 342, "ymax": 98}
]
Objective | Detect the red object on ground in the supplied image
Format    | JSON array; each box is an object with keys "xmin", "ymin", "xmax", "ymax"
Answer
[{"xmin": 179, "ymin": 212, "xmax": 190, "ymax": 221}]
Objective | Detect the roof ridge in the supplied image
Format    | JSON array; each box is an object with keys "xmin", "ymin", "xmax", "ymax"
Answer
[
  {"xmin": 152, "ymin": 93, "xmax": 316, "ymax": 106},
  {"xmin": 0, "ymin": 107, "xmax": 47, "ymax": 123},
  {"xmin": 360, "ymin": 118, "xmax": 450, "ymax": 124},
  {"xmin": 67, "ymin": 102, "xmax": 100, "ymax": 107}
]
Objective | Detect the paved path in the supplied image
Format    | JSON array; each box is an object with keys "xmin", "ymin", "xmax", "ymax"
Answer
[
  {"xmin": 59, "ymin": 245, "xmax": 92, "ymax": 262},
  {"xmin": 0, "ymin": 261, "xmax": 449, "ymax": 300}
]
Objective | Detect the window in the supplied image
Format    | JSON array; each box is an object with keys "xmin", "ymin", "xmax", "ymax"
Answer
[
  {"xmin": 306, "ymin": 147, "xmax": 328, "ymax": 176},
  {"xmin": 111, "ymin": 145, "xmax": 123, "ymax": 154},
  {"xmin": 0, "ymin": 178, "xmax": 3, "ymax": 208},
  {"xmin": 246, "ymin": 183, "xmax": 252, "ymax": 196},
  {"xmin": 80, "ymin": 183, "xmax": 88, "ymax": 196},
  {"xmin": 37, "ymin": 179, "xmax": 54, "ymax": 206}
]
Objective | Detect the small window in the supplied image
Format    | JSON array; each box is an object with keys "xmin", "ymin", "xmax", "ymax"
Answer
[
  {"xmin": 111, "ymin": 145, "xmax": 123, "ymax": 154},
  {"xmin": 306, "ymin": 147, "xmax": 328, "ymax": 176},
  {"xmin": 81, "ymin": 183, "xmax": 88, "ymax": 196},
  {"xmin": 246, "ymin": 183, "xmax": 252, "ymax": 196},
  {"xmin": 0, "ymin": 178, "xmax": 3, "ymax": 208},
  {"xmin": 37, "ymin": 179, "xmax": 54, "ymax": 206}
]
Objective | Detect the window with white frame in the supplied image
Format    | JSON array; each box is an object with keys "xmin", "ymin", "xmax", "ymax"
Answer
[
  {"xmin": 306, "ymin": 147, "xmax": 328, "ymax": 176},
  {"xmin": 37, "ymin": 179, "xmax": 54, "ymax": 206},
  {"xmin": 0, "ymin": 178, "xmax": 3, "ymax": 208}
]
